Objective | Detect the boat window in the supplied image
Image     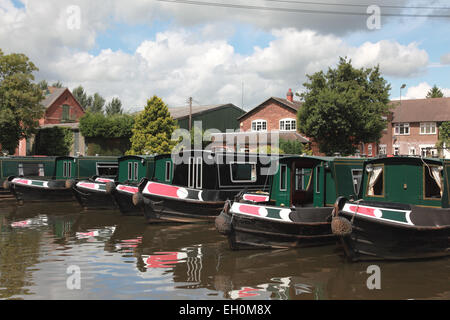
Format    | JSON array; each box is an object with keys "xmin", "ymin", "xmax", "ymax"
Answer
[
  {"xmin": 38, "ymin": 164, "xmax": 44, "ymax": 176},
  {"xmin": 127, "ymin": 162, "xmax": 133, "ymax": 181},
  {"xmin": 63, "ymin": 162, "xmax": 67, "ymax": 178},
  {"xmin": 280, "ymin": 164, "xmax": 287, "ymax": 191},
  {"xmin": 96, "ymin": 162, "xmax": 118, "ymax": 176},
  {"xmin": 295, "ymin": 168, "xmax": 310, "ymax": 191},
  {"xmin": 188, "ymin": 157, "xmax": 195, "ymax": 188},
  {"xmin": 230, "ymin": 162, "xmax": 257, "ymax": 183},
  {"xmin": 133, "ymin": 162, "xmax": 139, "ymax": 181},
  {"xmin": 196, "ymin": 157, "xmax": 202, "ymax": 189},
  {"xmin": 315, "ymin": 166, "xmax": 321, "ymax": 194},
  {"xmin": 351, "ymin": 169, "xmax": 363, "ymax": 195},
  {"xmin": 67, "ymin": 162, "xmax": 72, "ymax": 178},
  {"xmin": 424, "ymin": 166, "xmax": 443, "ymax": 199},
  {"xmin": 165, "ymin": 161, "xmax": 171, "ymax": 182},
  {"xmin": 367, "ymin": 166, "xmax": 383, "ymax": 196}
]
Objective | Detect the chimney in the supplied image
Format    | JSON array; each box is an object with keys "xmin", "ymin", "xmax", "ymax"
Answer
[{"xmin": 286, "ymin": 88, "xmax": 293, "ymax": 102}]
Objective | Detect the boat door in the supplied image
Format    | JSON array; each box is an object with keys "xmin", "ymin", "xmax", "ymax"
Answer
[
  {"xmin": 188, "ymin": 156, "xmax": 203, "ymax": 189},
  {"xmin": 291, "ymin": 163, "xmax": 313, "ymax": 206}
]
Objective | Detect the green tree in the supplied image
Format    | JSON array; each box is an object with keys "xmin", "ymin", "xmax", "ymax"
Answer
[
  {"xmin": 72, "ymin": 85, "xmax": 92, "ymax": 110},
  {"xmin": 32, "ymin": 127, "xmax": 73, "ymax": 156},
  {"xmin": 279, "ymin": 139, "xmax": 305, "ymax": 155},
  {"xmin": 127, "ymin": 96, "xmax": 178, "ymax": 155},
  {"xmin": 426, "ymin": 85, "xmax": 444, "ymax": 98},
  {"xmin": 436, "ymin": 121, "xmax": 450, "ymax": 156},
  {"xmin": 51, "ymin": 81, "xmax": 63, "ymax": 88},
  {"xmin": 297, "ymin": 57, "xmax": 391, "ymax": 156},
  {"xmin": 0, "ymin": 50, "xmax": 44, "ymax": 154},
  {"xmin": 105, "ymin": 97, "xmax": 123, "ymax": 115},
  {"xmin": 88, "ymin": 92, "xmax": 105, "ymax": 114},
  {"xmin": 38, "ymin": 80, "xmax": 48, "ymax": 91}
]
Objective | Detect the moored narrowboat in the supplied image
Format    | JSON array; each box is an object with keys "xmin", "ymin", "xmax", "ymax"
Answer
[
  {"xmin": 9, "ymin": 155, "xmax": 118, "ymax": 204},
  {"xmin": 331, "ymin": 156, "xmax": 450, "ymax": 261},
  {"xmin": 103, "ymin": 154, "xmax": 174, "ymax": 215},
  {"xmin": 133, "ymin": 150, "xmax": 276, "ymax": 223},
  {"xmin": 1, "ymin": 156, "xmax": 56, "ymax": 201},
  {"xmin": 215, "ymin": 156, "xmax": 365, "ymax": 250}
]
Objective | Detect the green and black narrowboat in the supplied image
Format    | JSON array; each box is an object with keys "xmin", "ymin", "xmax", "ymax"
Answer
[
  {"xmin": 133, "ymin": 150, "xmax": 275, "ymax": 223},
  {"xmin": 331, "ymin": 156, "xmax": 450, "ymax": 261},
  {"xmin": 215, "ymin": 155, "xmax": 365, "ymax": 250},
  {"xmin": 9, "ymin": 156, "xmax": 118, "ymax": 203},
  {"xmin": 1, "ymin": 156, "xmax": 56, "ymax": 199},
  {"xmin": 100, "ymin": 154, "xmax": 174, "ymax": 215}
]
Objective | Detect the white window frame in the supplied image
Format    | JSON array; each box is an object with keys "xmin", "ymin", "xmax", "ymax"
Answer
[
  {"xmin": 279, "ymin": 118, "xmax": 297, "ymax": 131},
  {"xmin": 368, "ymin": 144, "xmax": 373, "ymax": 157},
  {"xmin": 420, "ymin": 122, "xmax": 437, "ymax": 135},
  {"xmin": 409, "ymin": 147, "xmax": 416, "ymax": 156},
  {"xmin": 394, "ymin": 123, "xmax": 410, "ymax": 135},
  {"xmin": 393, "ymin": 145, "xmax": 400, "ymax": 156},
  {"xmin": 251, "ymin": 119, "xmax": 267, "ymax": 132},
  {"xmin": 379, "ymin": 144, "xmax": 387, "ymax": 155}
]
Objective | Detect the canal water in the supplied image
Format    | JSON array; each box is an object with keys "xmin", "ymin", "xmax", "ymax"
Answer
[{"xmin": 0, "ymin": 202, "xmax": 448, "ymax": 300}]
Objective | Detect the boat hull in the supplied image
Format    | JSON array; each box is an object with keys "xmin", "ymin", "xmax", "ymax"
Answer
[
  {"xmin": 215, "ymin": 201, "xmax": 336, "ymax": 250},
  {"xmin": 335, "ymin": 200, "xmax": 450, "ymax": 261},
  {"xmin": 72, "ymin": 181, "xmax": 117, "ymax": 210},
  {"xmin": 10, "ymin": 178, "xmax": 75, "ymax": 203},
  {"xmin": 112, "ymin": 184, "xmax": 143, "ymax": 216}
]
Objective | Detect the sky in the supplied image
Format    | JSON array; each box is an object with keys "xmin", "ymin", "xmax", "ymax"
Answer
[{"xmin": 2, "ymin": 0, "xmax": 450, "ymax": 113}]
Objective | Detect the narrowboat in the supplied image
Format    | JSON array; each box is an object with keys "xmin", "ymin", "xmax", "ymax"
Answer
[
  {"xmin": 331, "ymin": 156, "xmax": 450, "ymax": 261},
  {"xmin": 8, "ymin": 156, "xmax": 118, "ymax": 204},
  {"xmin": 215, "ymin": 156, "xmax": 365, "ymax": 250},
  {"xmin": 133, "ymin": 150, "xmax": 276, "ymax": 223},
  {"xmin": 104, "ymin": 154, "xmax": 174, "ymax": 215}
]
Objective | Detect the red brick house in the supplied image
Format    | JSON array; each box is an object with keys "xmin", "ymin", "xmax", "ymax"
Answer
[
  {"xmin": 210, "ymin": 89, "xmax": 310, "ymax": 152},
  {"xmin": 377, "ymin": 98, "xmax": 450, "ymax": 158},
  {"xmin": 15, "ymin": 86, "xmax": 86, "ymax": 156}
]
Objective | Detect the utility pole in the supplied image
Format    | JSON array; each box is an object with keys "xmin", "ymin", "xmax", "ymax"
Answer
[{"xmin": 189, "ymin": 96, "xmax": 192, "ymax": 131}]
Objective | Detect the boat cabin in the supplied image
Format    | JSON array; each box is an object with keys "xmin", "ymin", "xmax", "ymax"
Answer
[
  {"xmin": 1, "ymin": 156, "xmax": 56, "ymax": 183},
  {"xmin": 360, "ymin": 156, "xmax": 448, "ymax": 208},
  {"xmin": 269, "ymin": 156, "xmax": 365, "ymax": 207},
  {"xmin": 54, "ymin": 156, "xmax": 119, "ymax": 180},
  {"xmin": 170, "ymin": 150, "xmax": 276, "ymax": 192},
  {"xmin": 117, "ymin": 154, "xmax": 173, "ymax": 184}
]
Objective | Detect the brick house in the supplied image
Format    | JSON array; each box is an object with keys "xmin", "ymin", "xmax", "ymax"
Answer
[
  {"xmin": 210, "ymin": 89, "xmax": 310, "ymax": 152},
  {"xmin": 377, "ymin": 97, "xmax": 450, "ymax": 158},
  {"xmin": 16, "ymin": 86, "xmax": 86, "ymax": 156}
]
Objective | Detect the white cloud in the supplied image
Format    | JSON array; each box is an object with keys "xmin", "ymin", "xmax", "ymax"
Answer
[
  {"xmin": 440, "ymin": 53, "xmax": 450, "ymax": 65},
  {"xmin": 395, "ymin": 82, "xmax": 450, "ymax": 100}
]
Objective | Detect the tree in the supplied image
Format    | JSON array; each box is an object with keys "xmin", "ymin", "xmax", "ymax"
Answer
[
  {"xmin": 72, "ymin": 85, "xmax": 92, "ymax": 110},
  {"xmin": 127, "ymin": 96, "xmax": 178, "ymax": 155},
  {"xmin": 105, "ymin": 97, "xmax": 123, "ymax": 115},
  {"xmin": 436, "ymin": 121, "xmax": 450, "ymax": 156},
  {"xmin": 0, "ymin": 49, "xmax": 44, "ymax": 154},
  {"xmin": 51, "ymin": 81, "xmax": 63, "ymax": 88},
  {"xmin": 297, "ymin": 57, "xmax": 391, "ymax": 156},
  {"xmin": 426, "ymin": 85, "xmax": 444, "ymax": 98},
  {"xmin": 38, "ymin": 80, "xmax": 49, "ymax": 91},
  {"xmin": 32, "ymin": 127, "xmax": 73, "ymax": 156},
  {"xmin": 88, "ymin": 92, "xmax": 105, "ymax": 114}
]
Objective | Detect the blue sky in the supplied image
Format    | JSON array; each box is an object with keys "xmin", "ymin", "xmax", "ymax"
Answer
[{"xmin": 2, "ymin": 0, "xmax": 450, "ymax": 111}]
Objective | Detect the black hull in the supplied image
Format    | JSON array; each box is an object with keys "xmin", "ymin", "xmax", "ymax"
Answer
[
  {"xmin": 338, "ymin": 211, "xmax": 450, "ymax": 261},
  {"xmin": 142, "ymin": 195, "xmax": 224, "ymax": 223},
  {"xmin": 73, "ymin": 187, "xmax": 117, "ymax": 211},
  {"xmin": 216, "ymin": 206, "xmax": 336, "ymax": 250},
  {"xmin": 11, "ymin": 183, "xmax": 75, "ymax": 203},
  {"xmin": 113, "ymin": 189, "xmax": 143, "ymax": 216}
]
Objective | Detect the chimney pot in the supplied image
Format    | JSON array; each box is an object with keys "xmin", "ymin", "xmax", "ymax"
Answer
[{"xmin": 287, "ymin": 88, "xmax": 293, "ymax": 102}]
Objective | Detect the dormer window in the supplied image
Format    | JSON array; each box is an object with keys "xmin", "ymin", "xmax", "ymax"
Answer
[
  {"xmin": 251, "ymin": 120, "xmax": 267, "ymax": 132},
  {"xmin": 394, "ymin": 123, "xmax": 409, "ymax": 135},
  {"xmin": 279, "ymin": 118, "xmax": 296, "ymax": 131}
]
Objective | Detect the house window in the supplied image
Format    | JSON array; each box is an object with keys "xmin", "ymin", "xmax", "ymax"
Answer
[
  {"xmin": 368, "ymin": 144, "xmax": 373, "ymax": 157},
  {"xmin": 279, "ymin": 118, "xmax": 296, "ymax": 131},
  {"xmin": 420, "ymin": 122, "xmax": 436, "ymax": 135},
  {"xmin": 393, "ymin": 145, "xmax": 399, "ymax": 155},
  {"xmin": 394, "ymin": 123, "xmax": 410, "ymax": 135},
  {"xmin": 62, "ymin": 105, "xmax": 70, "ymax": 121},
  {"xmin": 379, "ymin": 145, "xmax": 387, "ymax": 155},
  {"xmin": 409, "ymin": 147, "xmax": 416, "ymax": 156},
  {"xmin": 251, "ymin": 120, "xmax": 267, "ymax": 132}
]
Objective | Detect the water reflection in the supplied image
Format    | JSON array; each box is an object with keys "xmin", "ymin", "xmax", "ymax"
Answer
[{"xmin": 0, "ymin": 203, "xmax": 448, "ymax": 300}]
